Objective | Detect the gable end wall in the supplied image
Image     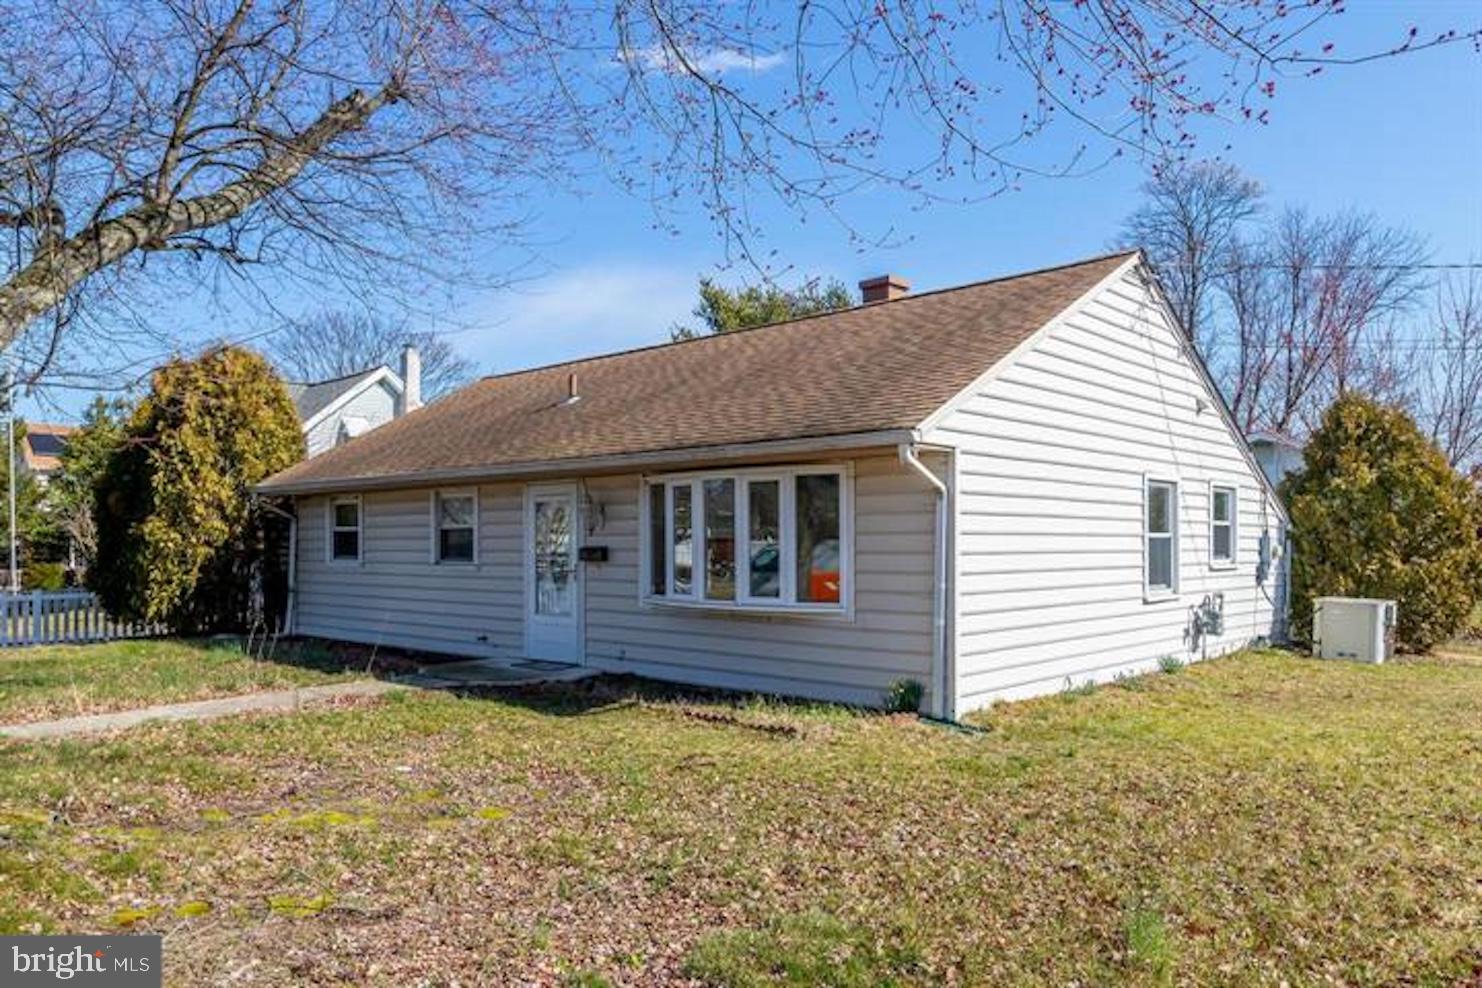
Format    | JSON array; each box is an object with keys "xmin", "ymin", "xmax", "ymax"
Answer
[{"xmin": 925, "ymin": 267, "xmax": 1288, "ymax": 714}]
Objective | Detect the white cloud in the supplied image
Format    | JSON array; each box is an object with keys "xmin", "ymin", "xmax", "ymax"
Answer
[
  {"xmin": 689, "ymin": 48, "xmax": 787, "ymax": 74},
  {"xmin": 461, "ymin": 263, "xmax": 698, "ymax": 373},
  {"xmin": 629, "ymin": 44, "xmax": 786, "ymax": 76}
]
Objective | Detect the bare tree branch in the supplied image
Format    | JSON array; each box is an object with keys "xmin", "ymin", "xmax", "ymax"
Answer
[{"xmin": 266, "ymin": 309, "xmax": 476, "ymax": 400}]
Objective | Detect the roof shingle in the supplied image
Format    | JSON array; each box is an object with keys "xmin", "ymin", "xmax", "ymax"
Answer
[
  {"xmin": 286, "ymin": 368, "xmax": 385, "ymax": 423},
  {"xmin": 259, "ymin": 252, "xmax": 1135, "ymax": 492}
]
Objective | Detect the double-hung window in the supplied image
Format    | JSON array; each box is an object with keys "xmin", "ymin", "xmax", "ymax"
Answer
[
  {"xmin": 643, "ymin": 465, "xmax": 849, "ymax": 613},
  {"xmin": 329, "ymin": 496, "xmax": 362, "ymax": 562},
  {"xmin": 433, "ymin": 491, "xmax": 477, "ymax": 564},
  {"xmin": 1144, "ymin": 479, "xmax": 1177, "ymax": 596},
  {"xmin": 1209, "ymin": 484, "xmax": 1236, "ymax": 568}
]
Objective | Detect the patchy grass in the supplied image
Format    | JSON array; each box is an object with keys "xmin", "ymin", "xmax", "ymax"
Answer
[
  {"xmin": 0, "ymin": 649, "xmax": 1477, "ymax": 985},
  {"xmin": 0, "ymin": 638, "xmax": 363, "ymax": 724}
]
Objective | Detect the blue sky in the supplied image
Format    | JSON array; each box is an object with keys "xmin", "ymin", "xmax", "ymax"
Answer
[{"xmin": 21, "ymin": 2, "xmax": 1482, "ymax": 420}]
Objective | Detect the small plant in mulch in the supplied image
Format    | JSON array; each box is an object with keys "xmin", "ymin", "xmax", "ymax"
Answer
[
  {"xmin": 1158, "ymin": 654, "xmax": 1185, "ymax": 675},
  {"xmin": 1062, "ymin": 678, "xmax": 1099, "ymax": 698},
  {"xmin": 884, "ymin": 678, "xmax": 924, "ymax": 714}
]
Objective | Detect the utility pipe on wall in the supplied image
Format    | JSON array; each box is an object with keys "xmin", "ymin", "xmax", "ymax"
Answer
[{"xmin": 899, "ymin": 443, "xmax": 951, "ymax": 721}]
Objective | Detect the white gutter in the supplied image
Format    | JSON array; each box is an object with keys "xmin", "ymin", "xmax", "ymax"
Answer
[
  {"xmin": 899, "ymin": 442, "xmax": 952, "ymax": 721},
  {"xmin": 256, "ymin": 428, "xmax": 918, "ymax": 496},
  {"xmin": 255, "ymin": 498, "xmax": 297, "ymax": 636}
]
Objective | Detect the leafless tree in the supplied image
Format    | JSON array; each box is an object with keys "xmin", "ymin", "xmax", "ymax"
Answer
[
  {"xmin": 1120, "ymin": 162, "xmax": 1263, "ymax": 347},
  {"xmin": 0, "ymin": 0, "xmax": 1470, "ymax": 388},
  {"xmin": 1422, "ymin": 271, "xmax": 1482, "ymax": 472},
  {"xmin": 1218, "ymin": 209, "xmax": 1427, "ymax": 434},
  {"xmin": 268, "ymin": 310, "xmax": 475, "ymax": 400}
]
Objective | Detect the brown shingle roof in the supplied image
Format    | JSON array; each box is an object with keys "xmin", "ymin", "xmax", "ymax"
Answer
[{"xmin": 259, "ymin": 251, "xmax": 1136, "ymax": 493}]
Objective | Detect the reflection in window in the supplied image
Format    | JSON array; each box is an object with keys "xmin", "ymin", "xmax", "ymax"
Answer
[
  {"xmin": 1146, "ymin": 480, "xmax": 1175, "ymax": 593},
  {"xmin": 331, "ymin": 498, "xmax": 360, "ymax": 561},
  {"xmin": 645, "ymin": 468, "xmax": 846, "ymax": 611},
  {"xmin": 747, "ymin": 480, "xmax": 780, "ymax": 598},
  {"xmin": 704, "ymin": 478, "xmax": 735, "ymax": 600},
  {"xmin": 648, "ymin": 484, "xmax": 667, "ymax": 595},
  {"xmin": 436, "ymin": 493, "xmax": 475, "ymax": 563},
  {"xmin": 534, "ymin": 498, "xmax": 573, "ymax": 615},
  {"xmin": 795, "ymin": 474, "xmax": 841, "ymax": 603},
  {"xmin": 1211, "ymin": 486, "xmax": 1234, "ymax": 564},
  {"xmin": 672, "ymin": 484, "xmax": 692, "ymax": 595}
]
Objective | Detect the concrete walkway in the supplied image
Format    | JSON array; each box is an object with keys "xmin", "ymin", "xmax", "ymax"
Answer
[{"xmin": 0, "ymin": 680, "xmax": 404, "ymax": 741}]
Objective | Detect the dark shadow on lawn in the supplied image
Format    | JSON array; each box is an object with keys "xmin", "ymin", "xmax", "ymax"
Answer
[
  {"xmin": 442, "ymin": 672, "xmax": 875, "ymax": 725},
  {"xmin": 208, "ymin": 634, "xmax": 429, "ymax": 680},
  {"xmin": 252, "ymin": 637, "xmax": 891, "ymax": 723}
]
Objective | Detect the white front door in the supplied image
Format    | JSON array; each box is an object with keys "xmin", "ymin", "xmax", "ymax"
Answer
[{"xmin": 525, "ymin": 484, "xmax": 582, "ymax": 662}]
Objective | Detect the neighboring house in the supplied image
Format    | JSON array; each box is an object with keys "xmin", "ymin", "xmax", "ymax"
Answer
[
  {"xmin": 288, "ymin": 346, "xmax": 422, "ymax": 457},
  {"xmin": 20, "ymin": 422, "xmax": 75, "ymax": 487},
  {"xmin": 1248, "ymin": 430, "xmax": 1305, "ymax": 490},
  {"xmin": 257, "ymin": 252, "xmax": 1289, "ymax": 719}
]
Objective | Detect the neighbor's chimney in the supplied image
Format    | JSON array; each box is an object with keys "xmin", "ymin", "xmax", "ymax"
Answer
[
  {"xmin": 400, "ymin": 344, "xmax": 422, "ymax": 413},
  {"xmin": 859, "ymin": 274, "xmax": 910, "ymax": 304}
]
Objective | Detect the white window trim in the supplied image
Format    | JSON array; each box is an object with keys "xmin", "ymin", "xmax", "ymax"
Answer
[
  {"xmin": 429, "ymin": 489, "xmax": 479, "ymax": 565},
  {"xmin": 1143, "ymin": 475, "xmax": 1178, "ymax": 601},
  {"xmin": 1208, "ymin": 482, "xmax": 1238, "ymax": 570},
  {"xmin": 639, "ymin": 463, "xmax": 853, "ymax": 617},
  {"xmin": 327, "ymin": 494, "xmax": 363, "ymax": 564}
]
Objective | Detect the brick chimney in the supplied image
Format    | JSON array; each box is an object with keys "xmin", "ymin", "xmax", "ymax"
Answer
[
  {"xmin": 859, "ymin": 274, "xmax": 910, "ymax": 304},
  {"xmin": 400, "ymin": 344, "xmax": 422, "ymax": 413}
]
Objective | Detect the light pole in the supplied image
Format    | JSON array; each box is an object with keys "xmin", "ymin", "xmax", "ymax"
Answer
[{"xmin": 4, "ymin": 362, "xmax": 15, "ymax": 594}]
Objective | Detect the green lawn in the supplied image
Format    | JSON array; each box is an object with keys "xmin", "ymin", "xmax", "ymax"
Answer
[
  {"xmin": 0, "ymin": 638, "xmax": 362, "ymax": 725},
  {"xmin": 0, "ymin": 647, "xmax": 1478, "ymax": 986}
]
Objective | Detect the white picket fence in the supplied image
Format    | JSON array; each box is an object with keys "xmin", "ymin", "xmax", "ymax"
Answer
[{"xmin": 0, "ymin": 590, "xmax": 162, "ymax": 648}]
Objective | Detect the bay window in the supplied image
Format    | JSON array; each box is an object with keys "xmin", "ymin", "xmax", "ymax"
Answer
[{"xmin": 644, "ymin": 466, "xmax": 850, "ymax": 612}]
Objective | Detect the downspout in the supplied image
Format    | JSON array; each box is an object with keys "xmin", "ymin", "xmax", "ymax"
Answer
[
  {"xmin": 256, "ymin": 497, "xmax": 297, "ymax": 636},
  {"xmin": 899, "ymin": 443, "xmax": 952, "ymax": 721}
]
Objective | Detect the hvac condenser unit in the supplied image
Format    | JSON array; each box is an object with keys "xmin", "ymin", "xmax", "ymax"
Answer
[{"xmin": 1312, "ymin": 597, "xmax": 1397, "ymax": 664}]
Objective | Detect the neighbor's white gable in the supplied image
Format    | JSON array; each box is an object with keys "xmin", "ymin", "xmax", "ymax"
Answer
[
  {"xmin": 303, "ymin": 372, "xmax": 404, "ymax": 458},
  {"xmin": 923, "ymin": 260, "xmax": 1288, "ymax": 715}
]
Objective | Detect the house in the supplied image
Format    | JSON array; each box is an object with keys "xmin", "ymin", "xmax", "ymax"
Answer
[
  {"xmin": 287, "ymin": 346, "xmax": 422, "ymax": 457},
  {"xmin": 256, "ymin": 251, "xmax": 1289, "ymax": 719},
  {"xmin": 20, "ymin": 422, "xmax": 75, "ymax": 486},
  {"xmin": 1248, "ymin": 430, "xmax": 1305, "ymax": 489}
]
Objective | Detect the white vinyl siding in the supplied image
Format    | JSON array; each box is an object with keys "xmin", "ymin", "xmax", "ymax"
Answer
[
  {"xmin": 296, "ymin": 484, "xmax": 524, "ymax": 658},
  {"xmin": 304, "ymin": 378, "xmax": 399, "ymax": 457},
  {"xmin": 292, "ymin": 454, "xmax": 936, "ymax": 708},
  {"xmin": 925, "ymin": 266, "xmax": 1287, "ymax": 713},
  {"xmin": 582, "ymin": 454, "xmax": 936, "ymax": 709}
]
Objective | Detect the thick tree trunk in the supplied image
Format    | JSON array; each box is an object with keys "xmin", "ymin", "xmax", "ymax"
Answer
[{"xmin": 0, "ymin": 86, "xmax": 395, "ymax": 347}]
